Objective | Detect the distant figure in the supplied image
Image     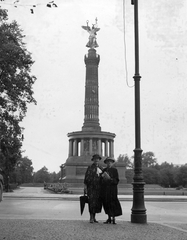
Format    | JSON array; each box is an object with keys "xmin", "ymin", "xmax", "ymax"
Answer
[
  {"xmin": 0, "ymin": 170, "xmax": 4, "ymax": 202},
  {"xmin": 84, "ymin": 154, "xmax": 102, "ymax": 223},
  {"xmin": 82, "ymin": 18, "xmax": 100, "ymax": 48},
  {"xmin": 101, "ymin": 157, "xmax": 122, "ymax": 224}
]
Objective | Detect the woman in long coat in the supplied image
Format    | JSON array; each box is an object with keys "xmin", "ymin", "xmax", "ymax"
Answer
[
  {"xmin": 84, "ymin": 154, "xmax": 102, "ymax": 223},
  {"xmin": 101, "ymin": 157, "xmax": 122, "ymax": 224}
]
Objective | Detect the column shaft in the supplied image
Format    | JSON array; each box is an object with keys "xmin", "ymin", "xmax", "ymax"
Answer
[
  {"xmin": 69, "ymin": 140, "xmax": 73, "ymax": 157},
  {"xmin": 73, "ymin": 139, "xmax": 78, "ymax": 156},
  {"xmin": 111, "ymin": 140, "xmax": 114, "ymax": 157},
  {"xmin": 81, "ymin": 139, "xmax": 84, "ymax": 155},
  {"xmin": 89, "ymin": 139, "xmax": 93, "ymax": 155},
  {"xmin": 98, "ymin": 139, "xmax": 101, "ymax": 155},
  {"xmin": 109, "ymin": 141, "xmax": 112, "ymax": 156},
  {"xmin": 105, "ymin": 140, "xmax": 108, "ymax": 157}
]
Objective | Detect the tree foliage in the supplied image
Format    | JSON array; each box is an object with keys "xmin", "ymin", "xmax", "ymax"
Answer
[
  {"xmin": 0, "ymin": 8, "xmax": 36, "ymax": 176},
  {"xmin": 33, "ymin": 166, "xmax": 51, "ymax": 183},
  {"xmin": 121, "ymin": 151, "xmax": 187, "ymax": 187},
  {"xmin": 33, "ymin": 166, "xmax": 61, "ymax": 183},
  {"xmin": 117, "ymin": 154, "xmax": 133, "ymax": 168},
  {"xmin": 50, "ymin": 171, "xmax": 61, "ymax": 183},
  {"xmin": 13, "ymin": 156, "xmax": 34, "ymax": 184},
  {"xmin": 175, "ymin": 165, "xmax": 187, "ymax": 187},
  {"xmin": 125, "ymin": 169, "xmax": 134, "ymax": 183},
  {"xmin": 142, "ymin": 167, "xmax": 160, "ymax": 184},
  {"xmin": 141, "ymin": 152, "xmax": 157, "ymax": 168}
]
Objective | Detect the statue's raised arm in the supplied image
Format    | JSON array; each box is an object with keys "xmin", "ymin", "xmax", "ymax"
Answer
[{"xmin": 82, "ymin": 18, "xmax": 100, "ymax": 48}]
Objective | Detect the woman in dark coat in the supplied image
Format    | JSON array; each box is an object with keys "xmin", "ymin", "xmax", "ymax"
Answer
[
  {"xmin": 84, "ymin": 154, "xmax": 102, "ymax": 223},
  {"xmin": 101, "ymin": 157, "xmax": 122, "ymax": 224}
]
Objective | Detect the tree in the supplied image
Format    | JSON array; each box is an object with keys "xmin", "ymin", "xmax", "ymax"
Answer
[
  {"xmin": 159, "ymin": 163, "xmax": 178, "ymax": 187},
  {"xmin": 175, "ymin": 165, "xmax": 187, "ymax": 187},
  {"xmin": 142, "ymin": 167, "xmax": 160, "ymax": 184},
  {"xmin": 49, "ymin": 171, "xmax": 60, "ymax": 183},
  {"xmin": 33, "ymin": 166, "xmax": 50, "ymax": 183},
  {"xmin": 0, "ymin": 8, "xmax": 36, "ymax": 180},
  {"xmin": 125, "ymin": 169, "xmax": 134, "ymax": 183},
  {"xmin": 159, "ymin": 162, "xmax": 173, "ymax": 169},
  {"xmin": 142, "ymin": 152, "xmax": 157, "ymax": 168},
  {"xmin": 117, "ymin": 154, "xmax": 133, "ymax": 169},
  {"xmin": 12, "ymin": 156, "xmax": 34, "ymax": 184}
]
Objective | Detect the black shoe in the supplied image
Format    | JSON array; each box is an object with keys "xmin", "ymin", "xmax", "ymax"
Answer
[
  {"xmin": 103, "ymin": 219, "xmax": 111, "ymax": 224},
  {"xmin": 112, "ymin": 218, "xmax": 116, "ymax": 224},
  {"xmin": 94, "ymin": 219, "xmax": 98, "ymax": 223}
]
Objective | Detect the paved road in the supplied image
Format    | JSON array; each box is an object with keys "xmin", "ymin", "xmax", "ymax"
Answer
[
  {"xmin": 0, "ymin": 187, "xmax": 187, "ymax": 239},
  {"xmin": 1, "ymin": 198, "xmax": 187, "ymax": 224},
  {"xmin": 1, "ymin": 187, "xmax": 187, "ymax": 223}
]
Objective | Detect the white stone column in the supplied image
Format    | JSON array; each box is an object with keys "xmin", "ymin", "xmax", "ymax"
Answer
[
  {"xmin": 111, "ymin": 140, "xmax": 114, "ymax": 157},
  {"xmin": 109, "ymin": 140, "xmax": 114, "ymax": 157},
  {"xmin": 77, "ymin": 140, "xmax": 80, "ymax": 156},
  {"xmin": 81, "ymin": 139, "xmax": 84, "ymax": 156},
  {"xmin": 89, "ymin": 139, "xmax": 93, "ymax": 155},
  {"xmin": 105, "ymin": 140, "xmax": 108, "ymax": 157},
  {"xmin": 108, "ymin": 140, "xmax": 111, "ymax": 156},
  {"xmin": 69, "ymin": 140, "xmax": 73, "ymax": 157},
  {"xmin": 98, "ymin": 139, "xmax": 101, "ymax": 155},
  {"xmin": 73, "ymin": 139, "xmax": 78, "ymax": 156}
]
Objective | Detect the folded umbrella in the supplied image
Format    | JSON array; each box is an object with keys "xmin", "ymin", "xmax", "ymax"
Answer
[{"xmin": 80, "ymin": 194, "xmax": 89, "ymax": 215}]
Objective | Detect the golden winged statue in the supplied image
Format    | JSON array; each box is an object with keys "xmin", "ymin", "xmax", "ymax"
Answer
[{"xmin": 82, "ymin": 18, "xmax": 100, "ymax": 48}]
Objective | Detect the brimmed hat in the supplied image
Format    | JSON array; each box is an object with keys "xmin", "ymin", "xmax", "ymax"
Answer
[
  {"xmin": 104, "ymin": 157, "xmax": 115, "ymax": 164},
  {"xmin": 91, "ymin": 154, "xmax": 102, "ymax": 161}
]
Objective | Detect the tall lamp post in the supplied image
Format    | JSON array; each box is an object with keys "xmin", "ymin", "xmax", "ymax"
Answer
[{"xmin": 131, "ymin": 0, "xmax": 147, "ymax": 223}]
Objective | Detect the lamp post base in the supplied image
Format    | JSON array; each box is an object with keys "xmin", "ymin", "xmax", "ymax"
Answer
[
  {"xmin": 131, "ymin": 214, "xmax": 147, "ymax": 224},
  {"xmin": 131, "ymin": 179, "xmax": 147, "ymax": 224}
]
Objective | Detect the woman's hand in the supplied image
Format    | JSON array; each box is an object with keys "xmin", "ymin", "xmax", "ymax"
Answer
[
  {"xmin": 84, "ymin": 184, "xmax": 87, "ymax": 194},
  {"xmin": 102, "ymin": 172, "xmax": 111, "ymax": 180}
]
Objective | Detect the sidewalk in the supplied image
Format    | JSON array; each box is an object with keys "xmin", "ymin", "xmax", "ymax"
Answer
[{"xmin": 0, "ymin": 219, "xmax": 187, "ymax": 240}]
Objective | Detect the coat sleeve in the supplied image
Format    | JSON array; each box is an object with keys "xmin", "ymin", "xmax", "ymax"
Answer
[
  {"xmin": 84, "ymin": 166, "xmax": 92, "ymax": 186},
  {"xmin": 110, "ymin": 168, "xmax": 119, "ymax": 185}
]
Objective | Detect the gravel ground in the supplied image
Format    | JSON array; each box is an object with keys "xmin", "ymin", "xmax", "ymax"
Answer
[{"xmin": 0, "ymin": 220, "xmax": 187, "ymax": 240}]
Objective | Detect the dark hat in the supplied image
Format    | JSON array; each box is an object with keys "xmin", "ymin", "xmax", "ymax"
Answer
[
  {"xmin": 91, "ymin": 154, "xmax": 102, "ymax": 161},
  {"xmin": 104, "ymin": 157, "xmax": 115, "ymax": 164}
]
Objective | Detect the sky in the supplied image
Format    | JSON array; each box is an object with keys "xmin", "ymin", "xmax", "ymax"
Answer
[{"xmin": 1, "ymin": 0, "xmax": 187, "ymax": 173}]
